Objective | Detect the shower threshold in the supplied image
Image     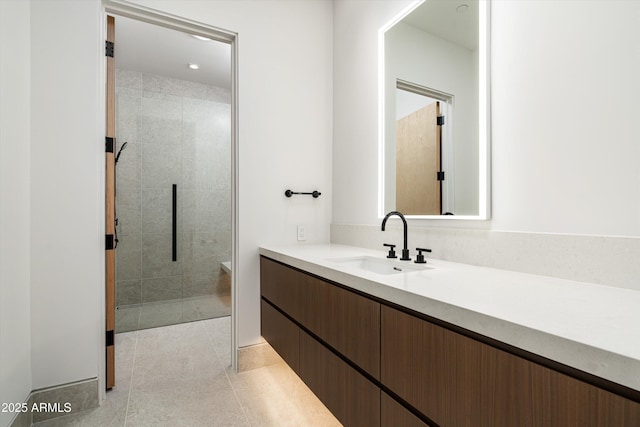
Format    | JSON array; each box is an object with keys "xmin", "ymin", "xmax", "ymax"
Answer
[{"xmin": 115, "ymin": 294, "xmax": 231, "ymax": 333}]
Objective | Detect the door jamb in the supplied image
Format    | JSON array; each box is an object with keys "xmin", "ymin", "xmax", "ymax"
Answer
[{"xmin": 100, "ymin": 0, "xmax": 240, "ymax": 393}]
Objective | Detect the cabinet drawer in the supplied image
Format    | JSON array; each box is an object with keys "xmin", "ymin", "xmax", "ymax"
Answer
[
  {"xmin": 260, "ymin": 299, "xmax": 299, "ymax": 374},
  {"xmin": 299, "ymin": 329, "xmax": 380, "ymax": 427},
  {"xmin": 300, "ymin": 274, "xmax": 380, "ymax": 379},
  {"xmin": 381, "ymin": 305, "xmax": 640, "ymax": 427},
  {"xmin": 381, "ymin": 392, "xmax": 430, "ymax": 427},
  {"xmin": 260, "ymin": 257, "xmax": 302, "ymax": 322},
  {"xmin": 260, "ymin": 256, "xmax": 380, "ymax": 379}
]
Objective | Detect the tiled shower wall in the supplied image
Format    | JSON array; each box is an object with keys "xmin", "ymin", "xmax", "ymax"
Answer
[{"xmin": 115, "ymin": 69, "xmax": 231, "ymax": 306}]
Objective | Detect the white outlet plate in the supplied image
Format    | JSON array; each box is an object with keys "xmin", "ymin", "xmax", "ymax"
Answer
[{"xmin": 297, "ymin": 225, "xmax": 306, "ymax": 241}]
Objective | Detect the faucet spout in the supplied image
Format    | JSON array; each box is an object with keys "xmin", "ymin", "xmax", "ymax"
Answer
[{"xmin": 381, "ymin": 211, "xmax": 410, "ymax": 261}]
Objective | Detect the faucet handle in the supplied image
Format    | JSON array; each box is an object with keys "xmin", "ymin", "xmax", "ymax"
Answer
[
  {"xmin": 415, "ymin": 248, "xmax": 432, "ymax": 264},
  {"xmin": 383, "ymin": 243, "xmax": 397, "ymax": 259}
]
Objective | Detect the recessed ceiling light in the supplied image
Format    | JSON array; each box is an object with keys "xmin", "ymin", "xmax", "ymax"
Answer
[
  {"xmin": 192, "ymin": 35, "xmax": 211, "ymax": 41},
  {"xmin": 456, "ymin": 4, "xmax": 469, "ymax": 13},
  {"xmin": 188, "ymin": 63, "xmax": 200, "ymax": 70}
]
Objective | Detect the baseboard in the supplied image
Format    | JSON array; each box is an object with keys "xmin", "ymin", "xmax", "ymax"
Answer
[
  {"xmin": 237, "ymin": 341, "xmax": 282, "ymax": 372},
  {"xmin": 8, "ymin": 378, "xmax": 98, "ymax": 426}
]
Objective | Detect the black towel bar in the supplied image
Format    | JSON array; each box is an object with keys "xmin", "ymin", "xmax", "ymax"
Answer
[{"xmin": 284, "ymin": 189, "xmax": 321, "ymax": 198}]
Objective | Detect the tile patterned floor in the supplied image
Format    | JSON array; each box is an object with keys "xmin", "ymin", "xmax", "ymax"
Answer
[{"xmin": 32, "ymin": 317, "xmax": 341, "ymax": 427}]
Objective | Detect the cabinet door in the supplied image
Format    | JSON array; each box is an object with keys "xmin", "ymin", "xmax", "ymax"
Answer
[
  {"xmin": 381, "ymin": 305, "xmax": 640, "ymax": 427},
  {"xmin": 260, "ymin": 257, "xmax": 302, "ymax": 321},
  {"xmin": 300, "ymin": 274, "xmax": 381, "ymax": 379},
  {"xmin": 261, "ymin": 299, "xmax": 300, "ymax": 374},
  {"xmin": 299, "ymin": 330, "xmax": 380, "ymax": 427},
  {"xmin": 382, "ymin": 305, "xmax": 487, "ymax": 425}
]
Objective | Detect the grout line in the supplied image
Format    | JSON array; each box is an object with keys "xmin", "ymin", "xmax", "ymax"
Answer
[
  {"xmin": 200, "ymin": 316, "xmax": 216, "ymax": 346},
  {"xmin": 135, "ymin": 302, "xmax": 142, "ymax": 331},
  {"xmin": 201, "ymin": 315, "xmax": 230, "ymax": 358},
  {"xmin": 223, "ymin": 363, "xmax": 252, "ymax": 426},
  {"xmin": 122, "ymin": 330, "xmax": 139, "ymax": 427},
  {"xmin": 201, "ymin": 317, "xmax": 249, "ymax": 424},
  {"xmin": 200, "ymin": 318, "xmax": 251, "ymax": 425}
]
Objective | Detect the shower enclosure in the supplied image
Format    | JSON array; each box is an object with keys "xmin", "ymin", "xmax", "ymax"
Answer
[{"xmin": 114, "ymin": 69, "xmax": 231, "ymax": 332}]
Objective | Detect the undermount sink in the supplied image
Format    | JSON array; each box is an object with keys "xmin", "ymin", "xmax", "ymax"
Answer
[{"xmin": 327, "ymin": 255, "xmax": 431, "ymax": 275}]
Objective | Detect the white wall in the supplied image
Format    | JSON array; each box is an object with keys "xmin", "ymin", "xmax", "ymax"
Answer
[
  {"xmin": 117, "ymin": 0, "xmax": 334, "ymax": 347},
  {"xmin": 0, "ymin": 1, "xmax": 33, "ymax": 426},
  {"xmin": 333, "ymin": 0, "xmax": 413, "ymax": 225},
  {"xmin": 29, "ymin": 0, "xmax": 103, "ymax": 389},
  {"xmin": 491, "ymin": 0, "xmax": 640, "ymax": 235},
  {"xmin": 333, "ymin": 0, "xmax": 640, "ymax": 237},
  {"xmin": 1, "ymin": 0, "xmax": 103, "ymax": 423}
]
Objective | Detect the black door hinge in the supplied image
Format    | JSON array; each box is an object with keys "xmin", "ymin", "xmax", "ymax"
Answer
[
  {"xmin": 437, "ymin": 116, "xmax": 445, "ymax": 126},
  {"xmin": 106, "ymin": 330, "xmax": 114, "ymax": 347},
  {"xmin": 105, "ymin": 41, "xmax": 114, "ymax": 58},
  {"xmin": 437, "ymin": 171, "xmax": 445, "ymax": 181},
  {"xmin": 106, "ymin": 137, "xmax": 115, "ymax": 153},
  {"xmin": 106, "ymin": 234, "xmax": 115, "ymax": 250}
]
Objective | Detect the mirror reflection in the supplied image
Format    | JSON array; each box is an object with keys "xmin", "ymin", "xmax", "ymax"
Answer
[{"xmin": 382, "ymin": 0, "xmax": 488, "ymax": 218}]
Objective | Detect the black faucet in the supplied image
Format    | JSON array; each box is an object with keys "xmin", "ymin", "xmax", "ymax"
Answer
[{"xmin": 381, "ymin": 211, "xmax": 410, "ymax": 261}]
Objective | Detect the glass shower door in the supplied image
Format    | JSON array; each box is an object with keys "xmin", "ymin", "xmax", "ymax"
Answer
[{"xmin": 113, "ymin": 67, "xmax": 231, "ymax": 333}]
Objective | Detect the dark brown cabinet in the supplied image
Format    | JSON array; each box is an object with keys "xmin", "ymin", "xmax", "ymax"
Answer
[
  {"xmin": 300, "ymin": 273, "xmax": 380, "ymax": 379},
  {"xmin": 260, "ymin": 256, "xmax": 380, "ymax": 378},
  {"xmin": 260, "ymin": 257, "xmax": 381, "ymax": 426},
  {"xmin": 260, "ymin": 299, "xmax": 300, "ymax": 374},
  {"xmin": 381, "ymin": 392, "xmax": 430, "ymax": 427},
  {"xmin": 381, "ymin": 305, "xmax": 640, "ymax": 427},
  {"xmin": 260, "ymin": 256, "xmax": 302, "ymax": 321},
  {"xmin": 299, "ymin": 330, "xmax": 380, "ymax": 427},
  {"xmin": 260, "ymin": 256, "xmax": 640, "ymax": 427}
]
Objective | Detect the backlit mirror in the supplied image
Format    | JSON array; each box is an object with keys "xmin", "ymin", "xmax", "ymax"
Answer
[{"xmin": 380, "ymin": 0, "xmax": 490, "ymax": 219}]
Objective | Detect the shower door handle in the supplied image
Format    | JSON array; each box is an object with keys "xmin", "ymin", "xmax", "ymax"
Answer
[{"xmin": 172, "ymin": 184, "xmax": 177, "ymax": 262}]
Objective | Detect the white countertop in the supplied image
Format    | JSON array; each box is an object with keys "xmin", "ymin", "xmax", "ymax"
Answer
[{"xmin": 259, "ymin": 243, "xmax": 640, "ymax": 392}]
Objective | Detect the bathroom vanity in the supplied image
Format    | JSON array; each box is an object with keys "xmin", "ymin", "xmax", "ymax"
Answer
[{"xmin": 259, "ymin": 244, "xmax": 640, "ymax": 427}]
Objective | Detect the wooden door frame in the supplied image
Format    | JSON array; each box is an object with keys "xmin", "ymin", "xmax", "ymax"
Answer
[
  {"xmin": 105, "ymin": 14, "xmax": 116, "ymax": 390},
  {"xmin": 100, "ymin": 1, "xmax": 240, "ymax": 392}
]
